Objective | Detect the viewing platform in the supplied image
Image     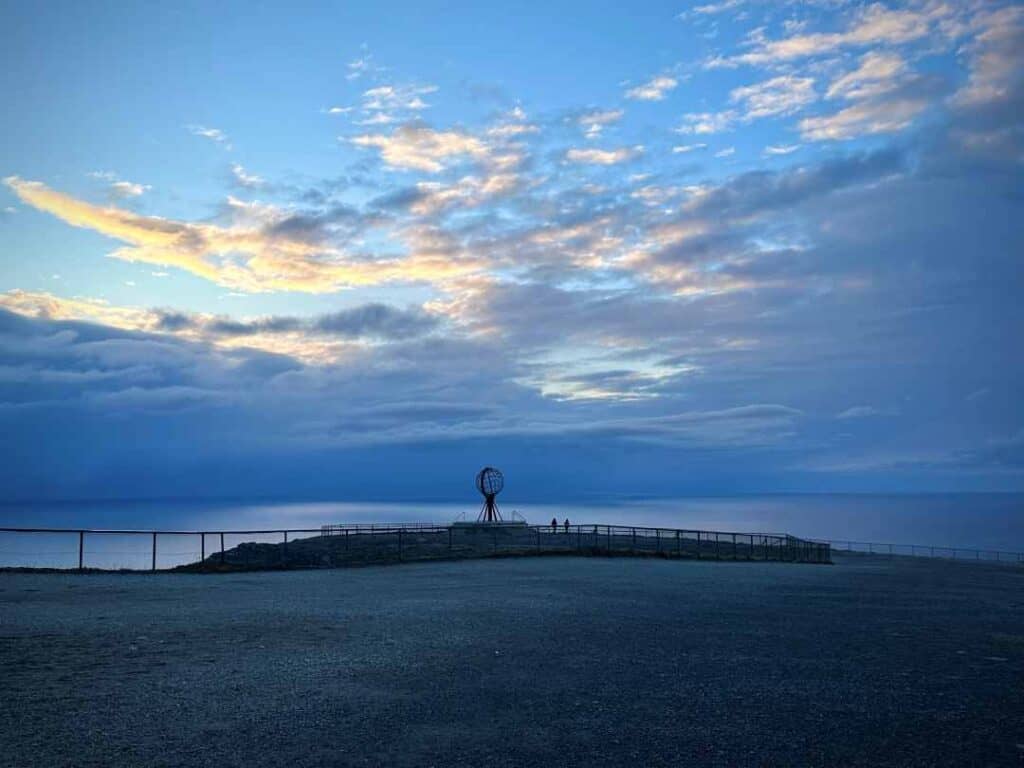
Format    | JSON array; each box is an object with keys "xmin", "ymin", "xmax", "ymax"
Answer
[{"xmin": 0, "ymin": 522, "xmax": 831, "ymax": 571}]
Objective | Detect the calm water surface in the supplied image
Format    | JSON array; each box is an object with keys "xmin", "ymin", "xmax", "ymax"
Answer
[{"xmin": 1, "ymin": 494, "xmax": 1021, "ymax": 551}]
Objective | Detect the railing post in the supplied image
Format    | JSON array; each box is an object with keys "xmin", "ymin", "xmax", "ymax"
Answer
[
  {"xmin": 607, "ymin": 526, "xmax": 611, "ymax": 554},
  {"xmin": 632, "ymin": 527, "xmax": 636, "ymax": 550},
  {"xmin": 696, "ymin": 530, "xmax": 701, "ymax": 559},
  {"xmin": 201, "ymin": 533, "xmax": 205, "ymax": 564},
  {"xmin": 398, "ymin": 529, "xmax": 403, "ymax": 561},
  {"xmin": 577, "ymin": 526, "xmax": 581, "ymax": 550},
  {"xmin": 220, "ymin": 532, "xmax": 225, "ymax": 565},
  {"xmin": 676, "ymin": 530, "xmax": 681, "ymax": 557},
  {"xmin": 715, "ymin": 535, "xmax": 721, "ymax": 560},
  {"xmin": 536, "ymin": 527, "xmax": 540, "ymax": 552},
  {"xmin": 151, "ymin": 532, "xmax": 157, "ymax": 572},
  {"xmin": 78, "ymin": 531, "xmax": 84, "ymax": 571},
  {"xmin": 283, "ymin": 531, "xmax": 288, "ymax": 567},
  {"xmin": 448, "ymin": 527, "xmax": 453, "ymax": 551},
  {"xmin": 732, "ymin": 533, "xmax": 737, "ymax": 560}
]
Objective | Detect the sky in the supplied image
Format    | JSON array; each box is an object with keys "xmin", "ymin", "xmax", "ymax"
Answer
[{"xmin": 0, "ymin": 0, "xmax": 1022, "ymax": 502}]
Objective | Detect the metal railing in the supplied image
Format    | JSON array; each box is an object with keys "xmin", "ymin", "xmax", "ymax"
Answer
[
  {"xmin": 0, "ymin": 523, "xmax": 829, "ymax": 572},
  {"xmin": 822, "ymin": 539, "xmax": 1024, "ymax": 564},
  {"xmin": 320, "ymin": 522, "xmax": 448, "ymax": 535}
]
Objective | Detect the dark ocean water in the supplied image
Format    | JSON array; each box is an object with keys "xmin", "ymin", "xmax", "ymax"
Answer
[{"xmin": 1, "ymin": 494, "xmax": 1021, "ymax": 551}]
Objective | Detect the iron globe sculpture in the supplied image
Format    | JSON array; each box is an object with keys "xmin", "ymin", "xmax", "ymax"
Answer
[{"xmin": 476, "ymin": 466, "xmax": 504, "ymax": 522}]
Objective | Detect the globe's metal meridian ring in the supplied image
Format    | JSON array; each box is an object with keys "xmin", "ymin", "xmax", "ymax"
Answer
[{"xmin": 476, "ymin": 466, "xmax": 504, "ymax": 497}]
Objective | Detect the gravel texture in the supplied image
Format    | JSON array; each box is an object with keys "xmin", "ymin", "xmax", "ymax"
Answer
[{"xmin": 1, "ymin": 555, "xmax": 1022, "ymax": 767}]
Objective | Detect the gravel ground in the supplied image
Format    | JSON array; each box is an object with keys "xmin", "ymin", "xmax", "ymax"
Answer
[{"xmin": 1, "ymin": 555, "xmax": 1022, "ymax": 767}]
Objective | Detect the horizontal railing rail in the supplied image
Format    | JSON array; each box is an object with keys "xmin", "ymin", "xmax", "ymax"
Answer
[
  {"xmin": 821, "ymin": 538, "xmax": 1024, "ymax": 563},
  {"xmin": 321, "ymin": 522, "xmax": 450, "ymax": 534},
  {"xmin": 0, "ymin": 522, "xmax": 830, "ymax": 572}
]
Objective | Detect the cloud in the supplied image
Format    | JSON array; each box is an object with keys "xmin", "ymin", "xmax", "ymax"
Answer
[
  {"xmin": 313, "ymin": 303, "xmax": 439, "ymax": 339},
  {"xmin": 730, "ymin": 75, "xmax": 816, "ymax": 119},
  {"xmin": 0, "ymin": 290, "xmax": 439, "ymax": 362},
  {"xmin": 578, "ymin": 108, "xmax": 624, "ymax": 139},
  {"xmin": 676, "ymin": 111, "xmax": 736, "ymax": 135},
  {"xmin": 230, "ymin": 164, "xmax": 265, "ymax": 189},
  {"xmin": 3, "ymin": 177, "xmax": 482, "ymax": 293},
  {"xmin": 362, "ymin": 83, "xmax": 437, "ymax": 111},
  {"xmin": 89, "ymin": 171, "xmax": 150, "ymax": 199},
  {"xmin": 707, "ymin": 2, "xmax": 960, "ymax": 68},
  {"xmin": 350, "ymin": 125, "xmax": 490, "ymax": 172},
  {"xmin": 764, "ymin": 144, "xmax": 800, "ymax": 156},
  {"xmin": 581, "ymin": 404, "xmax": 803, "ymax": 446},
  {"xmin": 672, "ymin": 143, "xmax": 707, "ymax": 153},
  {"xmin": 109, "ymin": 181, "xmax": 148, "ymax": 198},
  {"xmin": 188, "ymin": 124, "xmax": 231, "ymax": 149},
  {"xmin": 346, "ymin": 54, "xmax": 380, "ymax": 81},
  {"xmin": 826, "ymin": 51, "xmax": 908, "ymax": 100},
  {"xmin": 836, "ymin": 405, "xmax": 883, "ymax": 419},
  {"xmin": 625, "ymin": 75, "xmax": 678, "ymax": 101},
  {"xmin": 799, "ymin": 77, "xmax": 934, "ymax": 141},
  {"xmin": 714, "ymin": 147, "xmax": 736, "ymax": 158},
  {"xmin": 675, "ymin": 76, "xmax": 815, "ymax": 138},
  {"xmin": 797, "ymin": 50, "xmax": 940, "ymax": 142},
  {"xmin": 565, "ymin": 146, "xmax": 643, "ymax": 165},
  {"xmin": 579, "ymin": 109, "xmax": 624, "ymax": 125},
  {"xmin": 686, "ymin": 0, "xmax": 744, "ymax": 16},
  {"xmin": 949, "ymin": 5, "xmax": 1024, "ymax": 111},
  {"xmin": 399, "ymin": 173, "xmax": 521, "ymax": 215}
]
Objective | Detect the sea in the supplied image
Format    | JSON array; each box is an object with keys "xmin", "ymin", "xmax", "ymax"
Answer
[{"xmin": 0, "ymin": 494, "xmax": 1021, "ymax": 561}]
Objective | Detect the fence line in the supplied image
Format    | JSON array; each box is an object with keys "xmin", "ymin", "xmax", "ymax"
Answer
[
  {"xmin": 0, "ymin": 523, "xmax": 829, "ymax": 571},
  {"xmin": 821, "ymin": 539, "xmax": 1024, "ymax": 564}
]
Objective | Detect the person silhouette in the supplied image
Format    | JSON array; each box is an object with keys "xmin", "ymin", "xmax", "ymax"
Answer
[
  {"xmin": 551, "ymin": 516, "xmax": 558, "ymax": 533},
  {"xmin": 563, "ymin": 518, "xmax": 570, "ymax": 533}
]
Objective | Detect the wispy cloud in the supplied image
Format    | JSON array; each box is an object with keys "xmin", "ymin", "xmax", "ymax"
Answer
[
  {"xmin": 346, "ymin": 53, "xmax": 382, "ymax": 81},
  {"xmin": 826, "ymin": 51, "xmax": 907, "ymax": 100},
  {"xmin": 578, "ymin": 108, "xmax": 624, "ymax": 139},
  {"xmin": 230, "ymin": 164, "xmax": 266, "ymax": 189},
  {"xmin": 676, "ymin": 111, "xmax": 736, "ymax": 135},
  {"xmin": 350, "ymin": 125, "xmax": 490, "ymax": 173},
  {"xmin": 3, "ymin": 176, "xmax": 481, "ymax": 293},
  {"xmin": 187, "ymin": 124, "xmax": 231, "ymax": 149},
  {"xmin": 565, "ymin": 146, "xmax": 643, "ymax": 165},
  {"xmin": 730, "ymin": 75, "xmax": 816, "ymax": 119},
  {"xmin": 686, "ymin": 0, "xmax": 744, "ymax": 17},
  {"xmin": 706, "ymin": 2, "xmax": 960, "ymax": 68},
  {"xmin": 949, "ymin": 5, "xmax": 1024, "ymax": 110},
  {"xmin": 799, "ymin": 54, "xmax": 933, "ymax": 141},
  {"xmin": 764, "ymin": 144, "xmax": 801, "ymax": 156},
  {"xmin": 625, "ymin": 75, "xmax": 678, "ymax": 101},
  {"xmin": 836, "ymin": 405, "xmax": 885, "ymax": 419},
  {"xmin": 89, "ymin": 171, "xmax": 150, "ymax": 199}
]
